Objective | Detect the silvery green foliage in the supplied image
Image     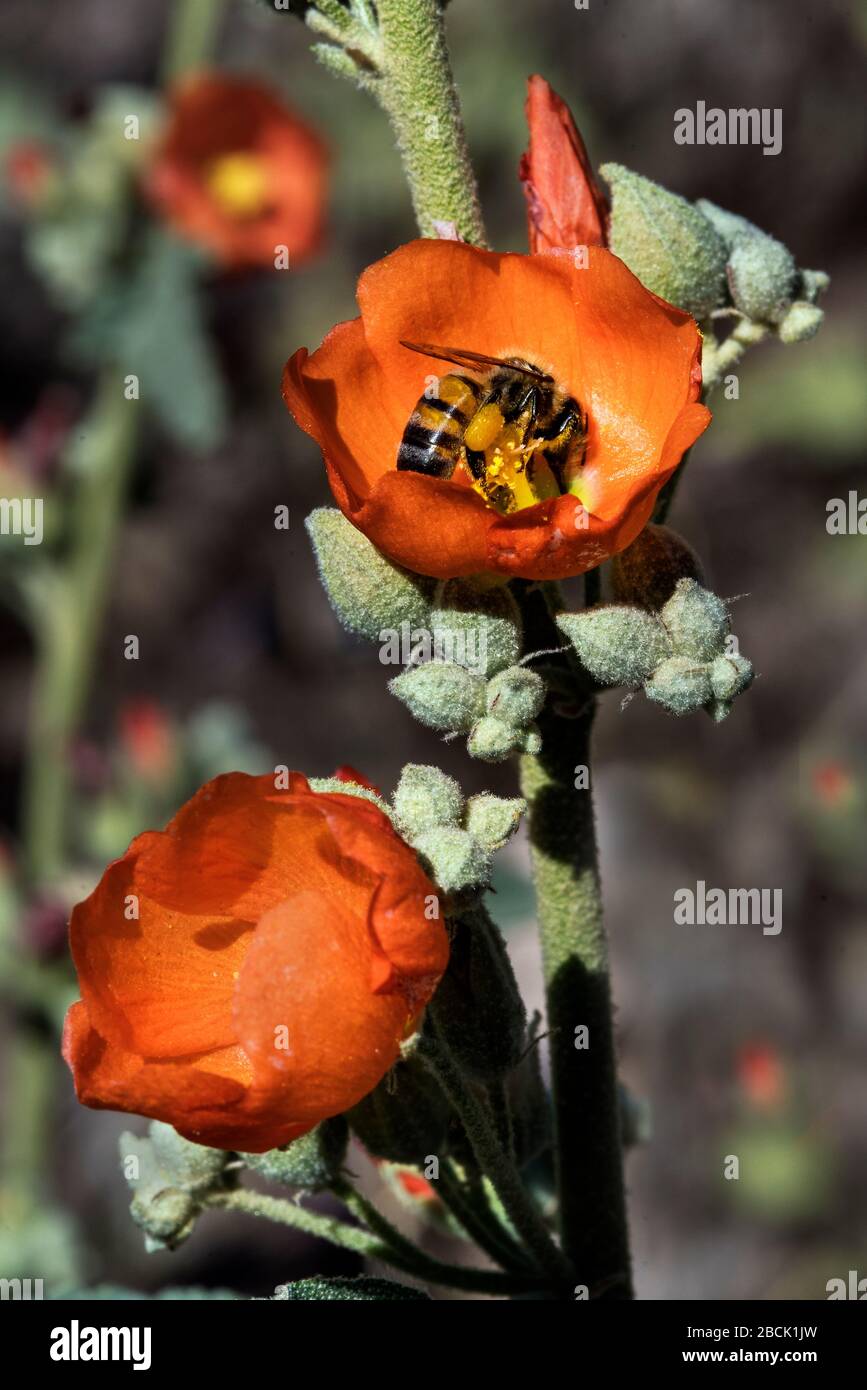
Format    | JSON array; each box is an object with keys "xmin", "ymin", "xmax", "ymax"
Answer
[
  {"xmin": 559, "ymin": 579, "xmax": 754, "ymax": 721},
  {"xmin": 306, "ymin": 508, "xmax": 433, "ymax": 640},
  {"xmin": 119, "ymin": 1122, "xmax": 230, "ymax": 1252},
  {"xmin": 392, "ymin": 763, "xmax": 524, "ymax": 894}
]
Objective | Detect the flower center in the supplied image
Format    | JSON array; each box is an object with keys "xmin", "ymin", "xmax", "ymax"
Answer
[
  {"xmin": 458, "ymin": 392, "xmax": 589, "ymax": 517},
  {"xmin": 206, "ymin": 152, "xmax": 269, "ymax": 219}
]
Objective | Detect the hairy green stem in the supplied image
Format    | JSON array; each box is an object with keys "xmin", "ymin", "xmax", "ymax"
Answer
[
  {"xmin": 207, "ymin": 1187, "xmax": 541, "ymax": 1295},
  {"xmin": 519, "ymin": 712, "xmax": 631, "ymax": 1293},
  {"xmin": 374, "ymin": 0, "xmax": 486, "ymax": 244},
  {"xmin": 161, "ymin": 0, "xmax": 227, "ymax": 83},
  {"xmin": 22, "ymin": 373, "xmax": 139, "ymax": 886},
  {"xmin": 438, "ymin": 1161, "xmax": 535, "ymax": 1275},
  {"xmin": 0, "ymin": 1027, "xmax": 54, "ymax": 1210},
  {"xmin": 518, "ymin": 586, "xmax": 632, "ymax": 1298},
  {"xmin": 417, "ymin": 1024, "xmax": 573, "ymax": 1289}
]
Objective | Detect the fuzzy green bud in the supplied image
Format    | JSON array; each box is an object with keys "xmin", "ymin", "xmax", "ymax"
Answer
[
  {"xmin": 601, "ymin": 163, "xmax": 728, "ymax": 318},
  {"xmin": 709, "ymin": 652, "xmax": 754, "ymax": 702},
  {"xmin": 463, "ymin": 793, "xmax": 525, "ymax": 851},
  {"xmin": 119, "ymin": 1123, "xmax": 229, "ymax": 1251},
  {"xmin": 776, "ymin": 300, "xmax": 824, "ymax": 344},
  {"xmin": 148, "ymin": 1123, "xmax": 228, "ymax": 1196},
  {"xmin": 798, "ymin": 269, "xmax": 830, "ymax": 304},
  {"xmin": 242, "ymin": 1117, "xmax": 348, "ymax": 1191},
  {"xmin": 467, "ymin": 714, "xmax": 540, "ymax": 761},
  {"xmin": 485, "ymin": 665, "xmax": 545, "ymax": 725},
  {"xmin": 725, "ymin": 232, "xmax": 797, "ymax": 324},
  {"xmin": 611, "ymin": 523, "xmax": 705, "ymax": 611},
  {"xmin": 129, "ymin": 1188, "xmax": 196, "ymax": 1246},
  {"xmin": 393, "ymin": 763, "xmax": 463, "ymax": 836},
  {"xmin": 306, "ymin": 508, "xmax": 432, "ymax": 641},
  {"xmin": 429, "ymin": 578, "xmax": 522, "ymax": 677},
  {"xmin": 660, "ymin": 578, "xmax": 729, "ymax": 661},
  {"xmin": 558, "ymin": 605, "xmax": 672, "ymax": 687},
  {"xmin": 694, "ymin": 199, "xmax": 757, "ymax": 249},
  {"xmin": 390, "ymin": 660, "xmax": 486, "ymax": 732},
  {"xmin": 412, "ymin": 825, "xmax": 490, "ymax": 893},
  {"xmin": 644, "ymin": 655, "xmax": 713, "ymax": 716}
]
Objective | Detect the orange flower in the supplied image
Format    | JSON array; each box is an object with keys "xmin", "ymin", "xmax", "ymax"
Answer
[
  {"xmin": 520, "ymin": 75, "xmax": 608, "ymax": 254},
  {"xmin": 63, "ymin": 772, "xmax": 446, "ymax": 1152},
  {"xmin": 147, "ymin": 74, "xmax": 327, "ymax": 270},
  {"xmin": 282, "ymin": 238, "xmax": 710, "ymax": 580}
]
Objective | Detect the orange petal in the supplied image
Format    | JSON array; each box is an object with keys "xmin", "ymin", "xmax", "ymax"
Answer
[
  {"xmin": 520, "ymin": 75, "xmax": 608, "ymax": 254},
  {"xmin": 234, "ymin": 892, "xmax": 414, "ymax": 1135}
]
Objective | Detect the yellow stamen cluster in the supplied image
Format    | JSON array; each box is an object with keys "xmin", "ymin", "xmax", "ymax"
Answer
[{"xmin": 206, "ymin": 152, "xmax": 269, "ymax": 219}]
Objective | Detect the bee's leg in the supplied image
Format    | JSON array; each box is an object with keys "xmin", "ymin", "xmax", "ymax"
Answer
[
  {"xmin": 464, "ymin": 446, "xmax": 486, "ymax": 480},
  {"xmin": 536, "ymin": 406, "xmax": 585, "ymax": 491}
]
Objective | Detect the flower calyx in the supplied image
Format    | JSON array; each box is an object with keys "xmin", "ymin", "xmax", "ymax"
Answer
[{"xmin": 118, "ymin": 1121, "xmax": 232, "ymax": 1252}]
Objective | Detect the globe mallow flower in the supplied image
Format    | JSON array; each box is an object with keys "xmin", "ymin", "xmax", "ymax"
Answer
[
  {"xmin": 63, "ymin": 772, "xmax": 446, "ymax": 1152},
  {"xmin": 282, "ymin": 238, "xmax": 710, "ymax": 580},
  {"xmin": 146, "ymin": 74, "xmax": 327, "ymax": 270}
]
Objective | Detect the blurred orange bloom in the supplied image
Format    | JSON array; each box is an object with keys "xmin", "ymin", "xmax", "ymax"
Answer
[
  {"xmin": 5, "ymin": 139, "xmax": 54, "ymax": 207},
  {"xmin": 147, "ymin": 74, "xmax": 327, "ymax": 270},
  {"xmin": 119, "ymin": 698, "xmax": 176, "ymax": 782},
  {"xmin": 520, "ymin": 74, "xmax": 608, "ymax": 254},
  {"xmin": 63, "ymin": 772, "xmax": 446, "ymax": 1151},
  {"xmin": 737, "ymin": 1042, "xmax": 787, "ymax": 1112},
  {"xmin": 283, "ymin": 239, "xmax": 709, "ymax": 580}
]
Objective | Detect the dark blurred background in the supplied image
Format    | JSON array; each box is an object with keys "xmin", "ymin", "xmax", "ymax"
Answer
[{"xmin": 0, "ymin": 0, "xmax": 865, "ymax": 1300}]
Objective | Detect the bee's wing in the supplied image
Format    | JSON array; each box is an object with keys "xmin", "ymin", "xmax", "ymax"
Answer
[{"xmin": 400, "ymin": 340, "xmax": 549, "ymax": 380}]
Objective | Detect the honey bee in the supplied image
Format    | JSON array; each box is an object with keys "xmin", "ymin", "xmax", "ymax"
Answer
[{"xmin": 396, "ymin": 340, "xmax": 588, "ymax": 515}]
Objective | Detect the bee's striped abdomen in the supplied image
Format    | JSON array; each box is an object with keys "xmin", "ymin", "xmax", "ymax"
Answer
[{"xmin": 397, "ymin": 372, "xmax": 482, "ymax": 476}]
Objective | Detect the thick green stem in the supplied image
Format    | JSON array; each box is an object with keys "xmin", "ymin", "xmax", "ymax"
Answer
[
  {"xmin": 517, "ymin": 584, "xmax": 632, "ymax": 1298},
  {"xmin": 519, "ymin": 711, "xmax": 631, "ymax": 1297},
  {"xmin": 206, "ymin": 1187, "xmax": 540, "ymax": 1295},
  {"xmin": 375, "ymin": 0, "xmax": 486, "ymax": 244},
  {"xmin": 0, "ymin": 1027, "xmax": 54, "ymax": 1210},
  {"xmin": 22, "ymin": 372, "xmax": 139, "ymax": 886},
  {"xmin": 161, "ymin": 0, "xmax": 227, "ymax": 83},
  {"xmin": 417, "ymin": 1023, "xmax": 573, "ymax": 1289}
]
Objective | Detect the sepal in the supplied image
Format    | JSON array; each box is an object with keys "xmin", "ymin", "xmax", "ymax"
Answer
[
  {"xmin": 306, "ymin": 508, "xmax": 433, "ymax": 640},
  {"xmin": 241, "ymin": 1117, "xmax": 348, "ymax": 1192},
  {"xmin": 601, "ymin": 163, "xmax": 728, "ymax": 318}
]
